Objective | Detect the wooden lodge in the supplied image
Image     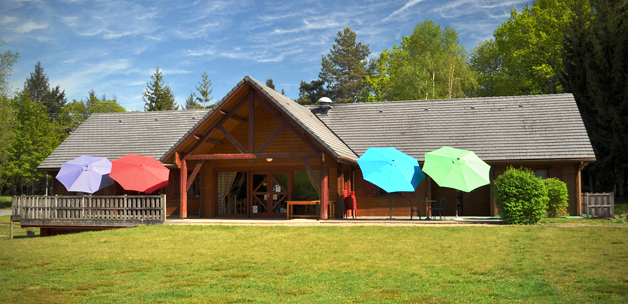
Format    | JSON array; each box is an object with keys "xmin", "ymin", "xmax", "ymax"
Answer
[{"xmin": 21, "ymin": 76, "xmax": 595, "ymax": 233}]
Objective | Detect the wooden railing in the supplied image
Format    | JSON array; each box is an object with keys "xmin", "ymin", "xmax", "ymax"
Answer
[
  {"xmin": 581, "ymin": 192, "xmax": 614, "ymax": 218},
  {"xmin": 11, "ymin": 194, "xmax": 166, "ymax": 227}
]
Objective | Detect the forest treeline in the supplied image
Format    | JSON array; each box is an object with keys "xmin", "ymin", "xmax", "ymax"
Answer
[{"xmin": 0, "ymin": 0, "xmax": 625, "ymax": 201}]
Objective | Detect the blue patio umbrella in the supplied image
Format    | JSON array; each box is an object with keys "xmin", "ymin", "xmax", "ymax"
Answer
[
  {"xmin": 357, "ymin": 147, "xmax": 425, "ymax": 218},
  {"xmin": 56, "ymin": 155, "xmax": 115, "ymax": 194}
]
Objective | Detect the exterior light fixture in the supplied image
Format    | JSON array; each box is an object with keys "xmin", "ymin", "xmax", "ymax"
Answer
[{"xmin": 266, "ymin": 158, "xmax": 273, "ymax": 162}]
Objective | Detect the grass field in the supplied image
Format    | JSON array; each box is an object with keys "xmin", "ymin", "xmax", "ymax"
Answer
[
  {"xmin": 0, "ymin": 196, "xmax": 11, "ymax": 210},
  {"xmin": 0, "ymin": 217, "xmax": 627, "ymax": 303}
]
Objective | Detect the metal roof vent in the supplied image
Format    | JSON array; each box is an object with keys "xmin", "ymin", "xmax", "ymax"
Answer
[
  {"xmin": 317, "ymin": 97, "xmax": 333, "ymax": 115},
  {"xmin": 318, "ymin": 97, "xmax": 332, "ymax": 109}
]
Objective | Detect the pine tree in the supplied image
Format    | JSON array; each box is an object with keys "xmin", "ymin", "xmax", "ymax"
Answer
[
  {"xmin": 296, "ymin": 79, "xmax": 328, "ymax": 105},
  {"xmin": 23, "ymin": 61, "xmax": 66, "ymax": 120},
  {"xmin": 319, "ymin": 27, "xmax": 371, "ymax": 103},
  {"xmin": 266, "ymin": 78, "xmax": 276, "ymax": 90},
  {"xmin": 194, "ymin": 71, "xmax": 213, "ymax": 108},
  {"xmin": 184, "ymin": 92, "xmax": 202, "ymax": 109},
  {"xmin": 143, "ymin": 67, "xmax": 177, "ymax": 111}
]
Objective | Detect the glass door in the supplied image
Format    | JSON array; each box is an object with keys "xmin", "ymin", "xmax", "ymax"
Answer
[{"xmin": 251, "ymin": 172, "xmax": 289, "ymax": 217}]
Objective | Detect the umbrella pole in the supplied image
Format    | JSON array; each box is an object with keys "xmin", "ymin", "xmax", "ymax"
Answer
[
  {"xmin": 454, "ymin": 190, "xmax": 463, "ymax": 221},
  {"xmin": 389, "ymin": 193, "xmax": 392, "ymax": 219}
]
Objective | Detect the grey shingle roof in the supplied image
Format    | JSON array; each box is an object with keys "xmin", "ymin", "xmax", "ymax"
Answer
[
  {"xmin": 161, "ymin": 76, "xmax": 358, "ymax": 162},
  {"xmin": 312, "ymin": 94, "xmax": 596, "ymax": 162},
  {"xmin": 39, "ymin": 109, "xmax": 210, "ymax": 169}
]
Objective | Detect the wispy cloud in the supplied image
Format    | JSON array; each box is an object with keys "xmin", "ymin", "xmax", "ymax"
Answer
[
  {"xmin": 1, "ymin": 16, "xmax": 18, "ymax": 24},
  {"xmin": 15, "ymin": 20, "xmax": 48, "ymax": 33},
  {"xmin": 382, "ymin": 0, "xmax": 426, "ymax": 22}
]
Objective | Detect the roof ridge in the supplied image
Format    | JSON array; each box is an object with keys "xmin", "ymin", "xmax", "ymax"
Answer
[{"xmin": 328, "ymin": 93, "xmax": 574, "ymax": 106}]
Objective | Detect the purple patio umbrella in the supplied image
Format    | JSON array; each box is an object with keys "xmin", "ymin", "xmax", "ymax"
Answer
[{"xmin": 56, "ymin": 155, "xmax": 115, "ymax": 193}]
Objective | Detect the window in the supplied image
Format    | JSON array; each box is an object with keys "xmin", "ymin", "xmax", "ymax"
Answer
[{"xmin": 535, "ymin": 169, "xmax": 547, "ymax": 179}]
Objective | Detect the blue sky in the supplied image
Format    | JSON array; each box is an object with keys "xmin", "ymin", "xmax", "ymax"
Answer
[{"xmin": 1, "ymin": 0, "xmax": 531, "ymax": 112}]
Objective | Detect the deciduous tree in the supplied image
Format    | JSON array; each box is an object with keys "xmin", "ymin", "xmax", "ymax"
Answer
[
  {"xmin": 4, "ymin": 90, "xmax": 59, "ymax": 194},
  {"xmin": 562, "ymin": 0, "xmax": 627, "ymax": 200},
  {"xmin": 494, "ymin": 0, "xmax": 577, "ymax": 95},
  {"xmin": 366, "ymin": 20, "xmax": 475, "ymax": 101},
  {"xmin": 0, "ymin": 37, "xmax": 18, "ymax": 96}
]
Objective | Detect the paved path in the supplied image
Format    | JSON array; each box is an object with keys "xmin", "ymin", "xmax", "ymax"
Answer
[
  {"xmin": 166, "ymin": 216, "xmax": 504, "ymax": 227},
  {"xmin": 0, "ymin": 210, "xmax": 11, "ymax": 216}
]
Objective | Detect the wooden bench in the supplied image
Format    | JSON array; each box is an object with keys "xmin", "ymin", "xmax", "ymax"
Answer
[{"xmin": 287, "ymin": 201, "xmax": 320, "ymax": 220}]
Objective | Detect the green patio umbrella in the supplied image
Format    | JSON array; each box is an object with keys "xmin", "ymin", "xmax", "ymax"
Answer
[{"xmin": 422, "ymin": 147, "xmax": 491, "ymax": 219}]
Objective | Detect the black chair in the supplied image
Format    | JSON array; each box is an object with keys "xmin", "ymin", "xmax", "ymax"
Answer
[
  {"xmin": 431, "ymin": 196, "xmax": 446, "ymax": 220},
  {"xmin": 409, "ymin": 198, "xmax": 422, "ymax": 220}
]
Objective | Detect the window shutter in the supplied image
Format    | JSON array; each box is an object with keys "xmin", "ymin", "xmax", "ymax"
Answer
[{"xmin": 363, "ymin": 181, "xmax": 378, "ymax": 197}]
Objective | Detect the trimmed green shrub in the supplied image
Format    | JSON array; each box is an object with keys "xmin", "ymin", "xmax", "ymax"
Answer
[
  {"xmin": 543, "ymin": 178, "xmax": 569, "ymax": 217},
  {"xmin": 494, "ymin": 167, "xmax": 548, "ymax": 224}
]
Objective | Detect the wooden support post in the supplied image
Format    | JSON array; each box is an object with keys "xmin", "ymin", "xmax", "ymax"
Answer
[
  {"xmin": 9, "ymin": 220, "xmax": 13, "ymax": 240},
  {"xmin": 180, "ymin": 159, "xmax": 188, "ymax": 219},
  {"xmin": 320, "ymin": 156, "xmax": 329, "ymax": 220},
  {"xmin": 249, "ymin": 95, "xmax": 254, "ymax": 152},
  {"xmin": 576, "ymin": 162, "xmax": 585, "ymax": 216}
]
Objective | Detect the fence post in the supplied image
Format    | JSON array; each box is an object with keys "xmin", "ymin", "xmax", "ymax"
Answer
[{"xmin": 162, "ymin": 194, "xmax": 167, "ymax": 223}]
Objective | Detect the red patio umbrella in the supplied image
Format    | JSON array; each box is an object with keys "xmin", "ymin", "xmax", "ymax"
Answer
[{"xmin": 110, "ymin": 154, "xmax": 170, "ymax": 193}]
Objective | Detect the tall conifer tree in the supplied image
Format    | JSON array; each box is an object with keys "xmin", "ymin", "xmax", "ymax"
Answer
[
  {"xmin": 194, "ymin": 71, "xmax": 213, "ymax": 108},
  {"xmin": 143, "ymin": 67, "xmax": 177, "ymax": 111},
  {"xmin": 24, "ymin": 61, "xmax": 66, "ymax": 120},
  {"xmin": 319, "ymin": 27, "xmax": 371, "ymax": 103}
]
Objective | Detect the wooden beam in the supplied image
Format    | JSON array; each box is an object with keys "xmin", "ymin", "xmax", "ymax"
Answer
[
  {"xmin": 254, "ymin": 95, "xmax": 322, "ymax": 153},
  {"xmin": 193, "ymin": 134, "xmax": 222, "ymax": 145},
  {"xmin": 301, "ymin": 158, "xmax": 320, "ymax": 193},
  {"xmin": 183, "ymin": 93, "xmax": 250, "ymax": 157},
  {"xmin": 218, "ymin": 125, "xmax": 248, "ymax": 154},
  {"xmin": 220, "ymin": 110, "xmax": 247, "ymax": 123},
  {"xmin": 175, "ymin": 152, "xmax": 181, "ymax": 169},
  {"xmin": 186, "ymin": 161, "xmax": 204, "ymax": 191},
  {"xmin": 320, "ymin": 160, "xmax": 329, "ymax": 220},
  {"xmin": 256, "ymin": 124, "xmax": 285, "ymax": 153},
  {"xmin": 185, "ymin": 152, "xmax": 320, "ymax": 160},
  {"xmin": 249, "ymin": 94, "xmax": 254, "ymax": 152},
  {"xmin": 180, "ymin": 159, "xmax": 188, "ymax": 219}
]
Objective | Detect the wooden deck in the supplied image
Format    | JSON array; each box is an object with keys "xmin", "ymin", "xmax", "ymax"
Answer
[{"xmin": 11, "ymin": 194, "xmax": 167, "ymax": 228}]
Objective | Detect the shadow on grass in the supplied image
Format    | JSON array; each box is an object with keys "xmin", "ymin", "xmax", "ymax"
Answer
[{"xmin": 0, "ymin": 197, "xmax": 12, "ymax": 210}]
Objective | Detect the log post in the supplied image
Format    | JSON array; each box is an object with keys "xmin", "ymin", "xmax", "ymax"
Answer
[
  {"xmin": 180, "ymin": 159, "xmax": 188, "ymax": 219},
  {"xmin": 320, "ymin": 155, "xmax": 329, "ymax": 220},
  {"xmin": 9, "ymin": 220, "xmax": 13, "ymax": 240},
  {"xmin": 162, "ymin": 194, "xmax": 167, "ymax": 222}
]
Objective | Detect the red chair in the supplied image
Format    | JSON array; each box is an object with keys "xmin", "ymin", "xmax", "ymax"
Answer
[{"xmin": 344, "ymin": 190, "xmax": 357, "ymax": 219}]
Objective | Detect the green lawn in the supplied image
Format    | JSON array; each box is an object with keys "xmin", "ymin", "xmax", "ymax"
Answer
[
  {"xmin": 0, "ymin": 217, "xmax": 626, "ymax": 303},
  {"xmin": 0, "ymin": 196, "xmax": 11, "ymax": 210}
]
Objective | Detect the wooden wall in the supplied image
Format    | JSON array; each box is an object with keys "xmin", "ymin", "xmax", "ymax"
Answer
[
  {"xmin": 180, "ymin": 97, "xmax": 336, "ymax": 218},
  {"xmin": 351, "ymin": 162, "xmax": 582, "ymax": 217}
]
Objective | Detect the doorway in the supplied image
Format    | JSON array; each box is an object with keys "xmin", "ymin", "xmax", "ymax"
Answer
[{"xmin": 250, "ymin": 172, "xmax": 290, "ymax": 217}]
